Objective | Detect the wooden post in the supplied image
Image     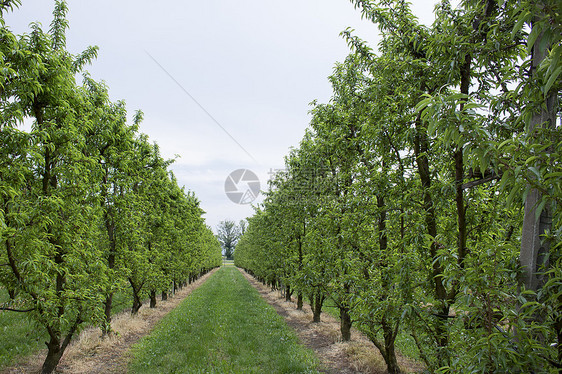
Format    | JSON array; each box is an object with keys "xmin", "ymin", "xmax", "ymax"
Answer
[{"xmin": 519, "ymin": 23, "xmax": 558, "ymax": 291}]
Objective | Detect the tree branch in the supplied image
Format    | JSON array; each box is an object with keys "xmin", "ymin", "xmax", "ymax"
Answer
[
  {"xmin": 61, "ymin": 313, "xmax": 82, "ymax": 352},
  {"xmin": 462, "ymin": 173, "xmax": 501, "ymax": 190},
  {"xmin": 0, "ymin": 306, "xmax": 35, "ymax": 312}
]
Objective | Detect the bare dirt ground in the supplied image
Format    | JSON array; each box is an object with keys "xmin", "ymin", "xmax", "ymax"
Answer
[
  {"xmin": 1, "ymin": 269, "xmax": 217, "ymax": 374},
  {"xmin": 240, "ymin": 269, "xmax": 424, "ymax": 374}
]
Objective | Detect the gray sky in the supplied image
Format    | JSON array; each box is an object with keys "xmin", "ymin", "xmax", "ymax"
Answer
[{"xmin": 5, "ymin": 0, "xmax": 437, "ymax": 231}]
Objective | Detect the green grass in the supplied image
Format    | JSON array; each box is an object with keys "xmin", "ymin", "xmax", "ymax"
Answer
[
  {"xmin": 111, "ymin": 286, "xmax": 135, "ymax": 315},
  {"xmin": 0, "ymin": 289, "xmax": 48, "ymax": 370},
  {"xmin": 128, "ymin": 267, "xmax": 319, "ymax": 374}
]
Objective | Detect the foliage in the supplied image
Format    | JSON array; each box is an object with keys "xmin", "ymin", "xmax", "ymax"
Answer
[
  {"xmin": 0, "ymin": 2, "xmax": 221, "ymax": 373},
  {"xmin": 237, "ymin": 0, "xmax": 561, "ymax": 372}
]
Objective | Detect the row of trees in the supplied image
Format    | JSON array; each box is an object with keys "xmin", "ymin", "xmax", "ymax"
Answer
[
  {"xmin": 0, "ymin": 2, "xmax": 222, "ymax": 373},
  {"xmin": 236, "ymin": 0, "xmax": 560, "ymax": 372}
]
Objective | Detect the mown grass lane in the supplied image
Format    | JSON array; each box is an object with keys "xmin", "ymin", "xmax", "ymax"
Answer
[{"xmin": 128, "ymin": 266, "xmax": 319, "ymax": 374}]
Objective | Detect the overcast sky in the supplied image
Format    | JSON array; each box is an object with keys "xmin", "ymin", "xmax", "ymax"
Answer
[{"xmin": 5, "ymin": 0, "xmax": 437, "ymax": 231}]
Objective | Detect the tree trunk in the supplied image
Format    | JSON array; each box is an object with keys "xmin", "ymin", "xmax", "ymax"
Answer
[
  {"xmin": 102, "ymin": 293, "xmax": 113, "ymax": 336},
  {"xmin": 41, "ymin": 316, "xmax": 81, "ymax": 374},
  {"xmin": 454, "ymin": 147, "xmax": 467, "ymax": 268},
  {"xmin": 297, "ymin": 228, "xmax": 304, "ymax": 311},
  {"xmin": 312, "ymin": 292, "xmax": 324, "ymax": 323},
  {"xmin": 382, "ymin": 348, "xmax": 401, "ymax": 373},
  {"xmin": 131, "ymin": 294, "xmax": 142, "ymax": 314},
  {"xmin": 414, "ymin": 111, "xmax": 450, "ymax": 357},
  {"xmin": 42, "ymin": 336, "xmax": 63, "ymax": 374},
  {"xmin": 129, "ymin": 278, "xmax": 142, "ymax": 315},
  {"xmin": 162, "ymin": 291, "xmax": 168, "ymax": 301},
  {"xmin": 414, "ymin": 115, "xmax": 447, "ymax": 303},
  {"xmin": 376, "ymin": 192, "xmax": 401, "ymax": 371},
  {"xmin": 340, "ymin": 306, "xmax": 352, "ymax": 342},
  {"xmin": 383, "ymin": 349, "xmax": 401, "ymax": 374},
  {"xmin": 456, "ymin": 51, "xmax": 471, "ymax": 274},
  {"xmin": 383, "ymin": 315, "xmax": 401, "ymax": 374},
  {"xmin": 297, "ymin": 292, "xmax": 303, "ymax": 310},
  {"xmin": 367, "ymin": 317, "xmax": 401, "ymax": 374},
  {"xmin": 149, "ymin": 290, "xmax": 157, "ymax": 308},
  {"xmin": 102, "ymin": 200, "xmax": 116, "ymax": 335},
  {"xmin": 285, "ymin": 284, "xmax": 292, "ymax": 302}
]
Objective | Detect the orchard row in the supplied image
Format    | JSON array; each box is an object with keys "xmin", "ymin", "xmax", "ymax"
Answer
[
  {"xmin": 0, "ymin": 2, "xmax": 222, "ymax": 373},
  {"xmin": 236, "ymin": 0, "xmax": 561, "ymax": 373}
]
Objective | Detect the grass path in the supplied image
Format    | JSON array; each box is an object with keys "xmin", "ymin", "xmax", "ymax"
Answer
[{"xmin": 128, "ymin": 266, "xmax": 319, "ymax": 374}]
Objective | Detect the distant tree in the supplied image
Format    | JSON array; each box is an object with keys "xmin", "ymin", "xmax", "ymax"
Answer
[
  {"xmin": 217, "ymin": 220, "xmax": 240, "ymax": 260},
  {"xmin": 238, "ymin": 219, "xmax": 247, "ymax": 235}
]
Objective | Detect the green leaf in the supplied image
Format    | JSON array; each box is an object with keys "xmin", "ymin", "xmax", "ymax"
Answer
[
  {"xmin": 463, "ymin": 102, "xmax": 483, "ymax": 111},
  {"xmin": 448, "ymin": 92, "xmax": 468, "ymax": 101},
  {"xmin": 535, "ymin": 199, "xmax": 547, "ymax": 221},
  {"xmin": 526, "ymin": 26, "xmax": 540, "ymax": 52},
  {"xmin": 480, "ymin": 152, "xmax": 490, "ymax": 175},
  {"xmin": 525, "ymin": 155, "xmax": 539, "ymax": 165},
  {"xmin": 544, "ymin": 172, "xmax": 562, "ymax": 179},
  {"xmin": 543, "ymin": 65, "xmax": 561, "ymax": 97},
  {"xmin": 528, "ymin": 166, "xmax": 541, "ymax": 179},
  {"xmin": 511, "ymin": 12, "xmax": 529, "ymax": 40},
  {"xmin": 498, "ymin": 139, "xmax": 512, "ymax": 149},
  {"xmin": 415, "ymin": 95, "xmax": 432, "ymax": 113}
]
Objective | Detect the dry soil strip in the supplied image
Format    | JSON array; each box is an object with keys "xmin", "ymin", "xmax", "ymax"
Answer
[
  {"xmin": 240, "ymin": 269, "xmax": 424, "ymax": 374},
  {"xmin": 2, "ymin": 268, "xmax": 218, "ymax": 374},
  {"xmin": 240, "ymin": 269, "xmax": 364, "ymax": 374}
]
